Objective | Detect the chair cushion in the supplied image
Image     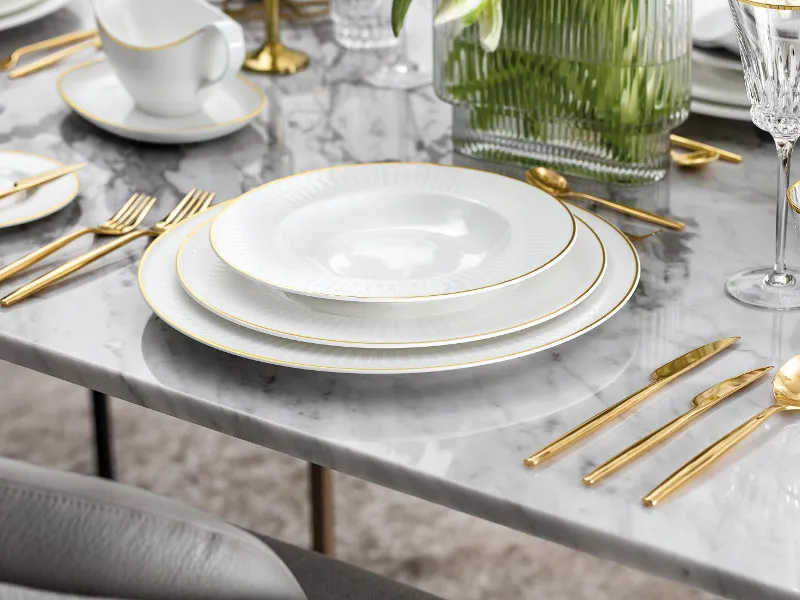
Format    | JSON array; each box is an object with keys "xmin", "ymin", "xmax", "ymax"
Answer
[
  {"xmin": 260, "ymin": 535, "xmax": 443, "ymax": 600},
  {"xmin": 0, "ymin": 457, "xmax": 306, "ymax": 600}
]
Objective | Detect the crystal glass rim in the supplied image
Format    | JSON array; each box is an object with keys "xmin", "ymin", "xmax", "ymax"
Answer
[{"xmin": 733, "ymin": 0, "xmax": 800, "ymax": 10}]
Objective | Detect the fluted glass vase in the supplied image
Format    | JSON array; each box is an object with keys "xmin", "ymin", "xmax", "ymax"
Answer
[{"xmin": 433, "ymin": 0, "xmax": 692, "ymax": 184}]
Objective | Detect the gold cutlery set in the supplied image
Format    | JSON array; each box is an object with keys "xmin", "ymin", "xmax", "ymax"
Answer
[
  {"xmin": 0, "ymin": 188, "xmax": 215, "ymax": 307},
  {"xmin": 1, "ymin": 29, "xmax": 99, "ymax": 79},
  {"xmin": 0, "ymin": 162, "xmax": 85, "ymax": 201},
  {"xmin": 524, "ymin": 337, "xmax": 790, "ymax": 507}
]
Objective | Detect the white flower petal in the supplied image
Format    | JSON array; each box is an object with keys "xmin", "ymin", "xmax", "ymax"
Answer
[
  {"xmin": 434, "ymin": 0, "xmax": 486, "ymax": 26},
  {"xmin": 478, "ymin": 0, "xmax": 502, "ymax": 51}
]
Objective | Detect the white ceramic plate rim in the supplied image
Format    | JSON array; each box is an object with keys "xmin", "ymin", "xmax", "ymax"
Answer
[
  {"xmin": 691, "ymin": 98, "xmax": 751, "ymax": 121},
  {"xmin": 57, "ymin": 58, "xmax": 266, "ymax": 135},
  {"xmin": 138, "ymin": 203, "xmax": 639, "ymax": 374},
  {"xmin": 0, "ymin": 0, "xmax": 69, "ymax": 31},
  {"xmin": 176, "ymin": 215, "xmax": 606, "ymax": 348},
  {"xmin": 0, "ymin": 150, "xmax": 80, "ymax": 229},
  {"xmin": 0, "ymin": 0, "xmax": 44, "ymax": 18},
  {"xmin": 210, "ymin": 163, "xmax": 577, "ymax": 303}
]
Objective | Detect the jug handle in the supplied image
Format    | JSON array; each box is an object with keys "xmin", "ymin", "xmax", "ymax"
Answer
[{"xmin": 201, "ymin": 20, "xmax": 246, "ymax": 90}]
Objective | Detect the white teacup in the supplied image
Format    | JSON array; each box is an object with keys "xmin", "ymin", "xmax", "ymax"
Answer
[{"xmin": 93, "ymin": 0, "xmax": 246, "ymax": 118}]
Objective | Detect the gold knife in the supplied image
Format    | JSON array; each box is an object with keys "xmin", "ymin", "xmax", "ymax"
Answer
[
  {"xmin": 523, "ymin": 337, "xmax": 741, "ymax": 468},
  {"xmin": 582, "ymin": 365, "xmax": 772, "ymax": 485},
  {"xmin": 0, "ymin": 163, "xmax": 86, "ymax": 201}
]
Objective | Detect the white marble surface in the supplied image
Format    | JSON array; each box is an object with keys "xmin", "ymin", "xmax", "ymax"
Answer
[{"xmin": 1, "ymin": 3, "xmax": 800, "ymax": 599}]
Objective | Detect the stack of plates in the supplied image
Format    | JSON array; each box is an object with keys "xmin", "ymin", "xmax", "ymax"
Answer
[
  {"xmin": 0, "ymin": 0, "xmax": 71, "ymax": 32},
  {"xmin": 138, "ymin": 164, "xmax": 640, "ymax": 374},
  {"xmin": 692, "ymin": 47, "xmax": 750, "ymax": 122}
]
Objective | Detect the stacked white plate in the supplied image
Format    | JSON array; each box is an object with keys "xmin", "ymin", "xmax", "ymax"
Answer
[
  {"xmin": 138, "ymin": 163, "xmax": 640, "ymax": 374},
  {"xmin": 0, "ymin": 0, "xmax": 71, "ymax": 32}
]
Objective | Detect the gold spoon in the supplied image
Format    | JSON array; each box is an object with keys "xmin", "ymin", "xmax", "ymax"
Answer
[
  {"xmin": 643, "ymin": 355, "xmax": 800, "ymax": 507},
  {"xmin": 525, "ymin": 167, "xmax": 686, "ymax": 231},
  {"xmin": 671, "ymin": 149, "xmax": 720, "ymax": 169}
]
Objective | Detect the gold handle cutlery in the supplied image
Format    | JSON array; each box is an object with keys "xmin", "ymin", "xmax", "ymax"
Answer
[
  {"xmin": 0, "ymin": 193, "xmax": 157, "ymax": 284},
  {"xmin": 523, "ymin": 337, "xmax": 740, "ymax": 467},
  {"xmin": 525, "ymin": 167, "xmax": 687, "ymax": 231},
  {"xmin": 1, "ymin": 189, "xmax": 215, "ymax": 307},
  {"xmin": 0, "ymin": 163, "xmax": 86, "ymax": 202},
  {"xmin": 583, "ymin": 366, "xmax": 772, "ymax": 486},
  {"xmin": 1, "ymin": 30, "xmax": 98, "ymax": 72},
  {"xmin": 9, "ymin": 36, "xmax": 102, "ymax": 79},
  {"xmin": 669, "ymin": 135, "xmax": 743, "ymax": 165},
  {"xmin": 643, "ymin": 355, "xmax": 800, "ymax": 507}
]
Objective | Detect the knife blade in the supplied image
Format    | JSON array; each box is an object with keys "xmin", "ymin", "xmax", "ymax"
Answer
[
  {"xmin": 523, "ymin": 336, "xmax": 741, "ymax": 467},
  {"xmin": 582, "ymin": 365, "xmax": 772, "ymax": 485},
  {"xmin": 0, "ymin": 162, "xmax": 86, "ymax": 202}
]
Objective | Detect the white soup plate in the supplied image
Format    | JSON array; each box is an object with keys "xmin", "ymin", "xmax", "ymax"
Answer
[
  {"xmin": 57, "ymin": 59, "xmax": 265, "ymax": 144},
  {"xmin": 138, "ymin": 203, "xmax": 639, "ymax": 374},
  {"xmin": 177, "ymin": 215, "xmax": 605, "ymax": 348},
  {"xmin": 0, "ymin": 150, "xmax": 80, "ymax": 229},
  {"xmin": 0, "ymin": 0, "xmax": 44, "ymax": 18},
  {"xmin": 210, "ymin": 163, "xmax": 577, "ymax": 303}
]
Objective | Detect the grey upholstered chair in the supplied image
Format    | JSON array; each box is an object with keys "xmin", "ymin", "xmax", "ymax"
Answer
[{"xmin": 0, "ymin": 457, "xmax": 441, "ymax": 600}]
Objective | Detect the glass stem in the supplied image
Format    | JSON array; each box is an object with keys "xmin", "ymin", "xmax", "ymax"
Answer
[{"xmin": 770, "ymin": 139, "xmax": 795, "ymax": 287}]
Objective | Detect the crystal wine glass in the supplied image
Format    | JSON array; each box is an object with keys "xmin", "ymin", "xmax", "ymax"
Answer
[{"xmin": 726, "ymin": 0, "xmax": 800, "ymax": 310}]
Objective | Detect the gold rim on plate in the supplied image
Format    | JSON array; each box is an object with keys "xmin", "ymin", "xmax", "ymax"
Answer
[
  {"xmin": 208, "ymin": 163, "xmax": 579, "ymax": 302},
  {"xmin": 139, "ymin": 202, "xmax": 639, "ymax": 372},
  {"xmin": 0, "ymin": 150, "xmax": 80, "ymax": 229},
  {"xmin": 57, "ymin": 58, "xmax": 267, "ymax": 135},
  {"xmin": 178, "ymin": 214, "xmax": 606, "ymax": 347},
  {"xmin": 733, "ymin": 0, "xmax": 800, "ymax": 10}
]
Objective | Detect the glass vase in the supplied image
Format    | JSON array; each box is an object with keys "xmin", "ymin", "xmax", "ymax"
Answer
[{"xmin": 433, "ymin": 0, "xmax": 692, "ymax": 184}]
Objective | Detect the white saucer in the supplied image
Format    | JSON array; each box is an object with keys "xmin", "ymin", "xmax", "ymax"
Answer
[
  {"xmin": 0, "ymin": 0, "xmax": 69, "ymax": 31},
  {"xmin": 139, "ymin": 203, "xmax": 639, "ymax": 374},
  {"xmin": 691, "ymin": 98, "xmax": 751, "ymax": 122},
  {"xmin": 177, "ymin": 215, "xmax": 605, "ymax": 348},
  {"xmin": 692, "ymin": 48, "xmax": 749, "ymax": 108},
  {"xmin": 57, "ymin": 58, "xmax": 266, "ymax": 145},
  {"xmin": 0, "ymin": 150, "xmax": 80, "ymax": 229}
]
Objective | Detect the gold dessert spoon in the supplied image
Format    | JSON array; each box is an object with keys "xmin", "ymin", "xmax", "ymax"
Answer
[
  {"xmin": 643, "ymin": 354, "xmax": 800, "ymax": 507},
  {"xmin": 525, "ymin": 167, "xmax": 685, "ymax": 231}
]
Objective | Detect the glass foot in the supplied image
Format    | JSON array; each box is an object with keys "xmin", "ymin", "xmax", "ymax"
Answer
[
  {"xmin": 363, "ymin": 60, "xmax": 431, "ymax": 90},
  {"xmin": 244, "ymin": 43, "xmax": 309, "ymax": 75},
  {"xmin": 725, "ymin": 266, "xmax": 800, "ymax": 310}
]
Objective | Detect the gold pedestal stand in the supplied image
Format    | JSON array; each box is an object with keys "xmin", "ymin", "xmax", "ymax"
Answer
[{"xmin": 243, "ymin": 0, "xmax": 309, "ymax": 74}]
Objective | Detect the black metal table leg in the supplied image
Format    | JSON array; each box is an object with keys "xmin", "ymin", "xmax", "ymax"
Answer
[
  {"xmin": 90, "ymin": 390, "xmax": 115, "ymax": 480},
  {"xmin": 309, "ymin": 463, "xmax": 335, "ymax": 555}
]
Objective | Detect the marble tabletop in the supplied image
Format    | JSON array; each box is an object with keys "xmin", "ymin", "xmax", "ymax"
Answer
[{"xmin": 2, "ymin": 2, "xmax": 800, "ymax": 599}]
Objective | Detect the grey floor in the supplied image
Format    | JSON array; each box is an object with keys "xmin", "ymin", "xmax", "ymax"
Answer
[{"xmin": 1, "ymin": 360, "xmax": 719, "ymax": 600}]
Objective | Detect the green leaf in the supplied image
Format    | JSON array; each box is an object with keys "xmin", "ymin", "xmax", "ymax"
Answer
[{"xmin": 392, "ymin": 0, "xmax": 413, "ymax": 36}]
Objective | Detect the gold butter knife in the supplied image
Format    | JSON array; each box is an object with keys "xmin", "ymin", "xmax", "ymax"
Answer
[
  {"xmin": 0, "ymin": 162, "xmax": 86, "ymax": 202},
  {"xmin": 670, "ymin": 135, "xmax": 743, "ymax": 165},
  {"xmin": 523, "ymin": 337, "xmax": 741, "ymax": 468},
  {"xmin": 582, "ymin": 365, "xmax": 772, "ymax": 486}
]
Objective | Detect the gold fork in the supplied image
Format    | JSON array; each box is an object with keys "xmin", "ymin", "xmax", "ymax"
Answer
[
  {"xmin": 1, "ymin": 189, "xmax": 215, "ymax": 307},
  {"xmin": 0, "ymin": 193, "xmax": 157, "ymax": 284},
  {"xmin": 0, "ymin": 30, "xmax": 98, "ymax": 71}
]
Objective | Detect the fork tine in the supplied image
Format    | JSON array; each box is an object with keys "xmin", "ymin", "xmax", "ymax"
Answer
[
  {"xmin": 122, "ymin": 195, "xmax": 157, "ymax": 230},
  {"xmin": 162, "ymin": 188, "xmax": 198, "ymax": 224},
  {"xmin": 107, "ymin": 193, "xmax": 142, "ymax": 226},
  {"xmin": 168, "ymin": 189, "xmax": 205, "ymax": 225},
  {"xmin": 177, "ymin": 191, "xmax": 212, "ymax": 223},
  {"xmin": 114, "ymin": 193, "xmax": 150, "ymax": 229},
  {"xmin": 199, "ymin": 192, "xmax": 215, "ymax": 212}
]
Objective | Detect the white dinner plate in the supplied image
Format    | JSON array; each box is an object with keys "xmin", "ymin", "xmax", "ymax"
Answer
[
  {"xmin": 0, "ymin": 0, "xmax": 42, "ymax": 18},
  {"xmin": 177, "ymin": 216, "xmax": 605, "ymax": 349},
  {"xmin": 210, "ymin": 163, "xmax": 577, "ymax": 303},
  {"xmin": 139, "ymin": 203, "xmax": 639, "ymax": 374},
  {"xmin": 57, "ymin": 59, "xmax": 266, "ymax": 145},
  {"xmin": 691, "ymin": 98, "xmax": 751, "ymax": 122},
  {"xmin": 692, "ymin": 48, "xmax": 749, "ymax": 108},
  {"xmin": 0, "ymin": 0, "xmax": 69, "ymax": 31},
  {"xmin": 0, "ymin": 150, "xmax": 80, "ymax": 229}
]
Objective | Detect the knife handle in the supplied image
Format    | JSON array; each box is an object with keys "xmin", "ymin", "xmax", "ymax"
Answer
[
  {"xmin": 9, "ymin": 37, "xmax": 100, "ymax": 79},
  {"xmin": 643, "ymin": 405, "xmax": 785, "ymax": 507},
  {"xmin": 583, "ymin": 403, "xmax": 707, "ymax": 485},
  {"xmin": 524, "ymin": 380, "xmax": 666, "ymax": 467},
  {"xmin": 565, "ymin": 191, "xmax": 685, "ymax": 231}
]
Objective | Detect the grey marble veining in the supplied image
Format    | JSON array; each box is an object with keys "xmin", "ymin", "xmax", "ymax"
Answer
[{"xmin": 1, "ymin": 3, "xmax": 800, "ymax": 599}]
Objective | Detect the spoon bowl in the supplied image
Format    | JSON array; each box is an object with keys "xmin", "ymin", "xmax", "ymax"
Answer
[{"xmin": 772, "ymin": 354, "xmax": 800, "ymax": 409}]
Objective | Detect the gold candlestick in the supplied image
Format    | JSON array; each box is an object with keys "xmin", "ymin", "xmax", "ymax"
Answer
[{"xmin": 244, "ymin": 0, "xmax": 309, "ymax": 74}]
